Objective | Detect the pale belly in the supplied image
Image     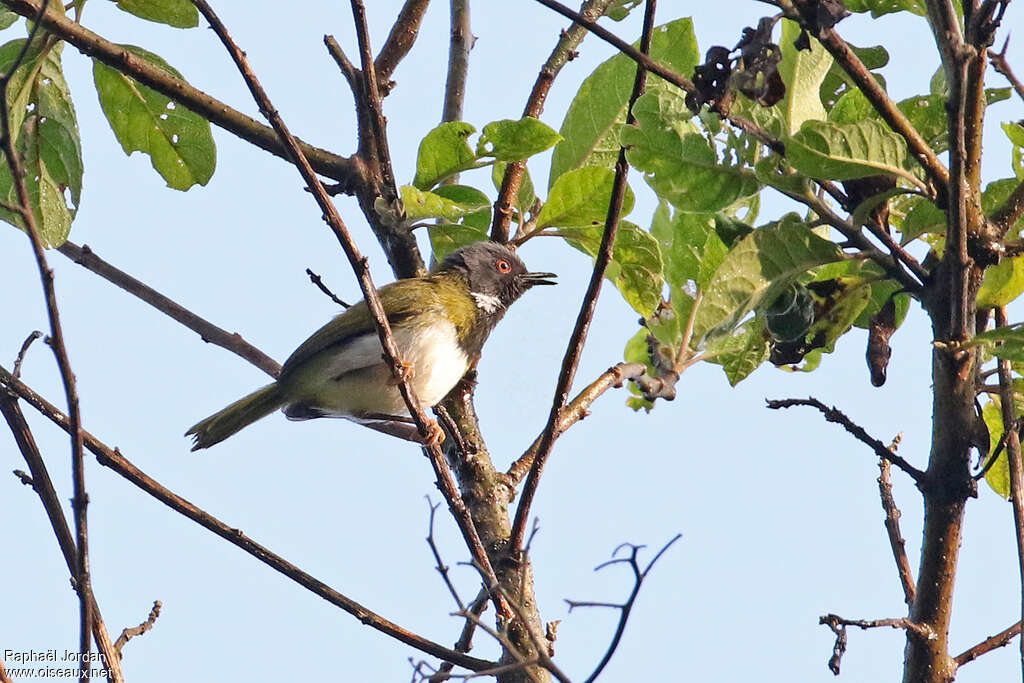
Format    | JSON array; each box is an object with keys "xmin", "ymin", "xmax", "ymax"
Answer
[{"xmin": 282, "ymin": 321, "xmax": 470, "ymax": 420}]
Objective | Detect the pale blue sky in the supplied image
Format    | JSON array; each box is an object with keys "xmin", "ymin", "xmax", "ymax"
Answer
[{"xmin": 3, "ymin": 2, "xmax": 1024, "ymax": 681}]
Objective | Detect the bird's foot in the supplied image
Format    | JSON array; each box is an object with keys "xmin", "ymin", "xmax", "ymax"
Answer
[{"xmin": 387, "ymin": 359, "xmax": 415, "ymax": 386}]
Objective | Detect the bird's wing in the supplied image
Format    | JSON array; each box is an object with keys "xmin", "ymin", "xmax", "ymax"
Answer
[{"xmin": 279, "ymin": 279, "xmax": 435, "ymax": 378}]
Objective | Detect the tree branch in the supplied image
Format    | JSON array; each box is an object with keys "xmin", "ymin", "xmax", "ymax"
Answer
[
  {"xmin": 955, "ymin": 620, "xmax": 1023, "ymax": 667},
  {"xmin": 56, "ymin": 241, "xmax": 281, "ymax": 378},
  {"xmin": 0, "ymin": 9, "xmax": 93, "ymax": 678},
  {"xmin": 507, "ymin": 362, "xmax": 647, "ymax": 484},
  {"xmin": 442, "ymin": 0, "xmax": 472, "ymax": 125},
  {"xmin": 991, "ymin": 37, "xmax": 1024, "ymax": 103},
  {"xmin": 819, "ymin": 613, "xmax": 932, "ymax": 675},
  {"xmin": 0, "ymin": 394, "xmax": 123, "ymax": 682},
  {"xmin": 510, "ymin": 0, "xmax": 657, "ymax": 552},
  {"xmin": 878, "ymin": 456, "xmax": 916, "ymax": 605},
  {"xmin": 995, "ymin": 306, "xmax": 1024, "ymax": 675},
  {"xmin": 113, "ymin": 600, "xmax": 162, "ymax": 655},
  {"xmin": 0, "ymin": 364, "xmax": 496, "ymax": 673},
  {"xmin": 765, "ymin": 397, "xmax": 927, "ymax": 482}
]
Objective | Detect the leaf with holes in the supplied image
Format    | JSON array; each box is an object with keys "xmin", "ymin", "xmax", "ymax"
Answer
[
  {"xmin": 114, "ymin": 0, "xmax": 198, "ymax": 28},
  {"xmin": 476, "ymin": 118, "xmax": 561, "ymax": 162},
  {"xmin": 413, "ymin": 121, "xmax": 477, "ymax": 189},
  {"xmin": 0, "ymin": 40, "xmax": 82, "ymax": 247},
  {"xmin": 93, "ymin": 45, "xmax": 215, "ymax": 190}
]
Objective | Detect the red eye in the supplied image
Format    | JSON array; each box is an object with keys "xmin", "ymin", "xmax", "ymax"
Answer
[{"xmin": 495, "ymin": 258, "xmax": 512, "ymax": 274}]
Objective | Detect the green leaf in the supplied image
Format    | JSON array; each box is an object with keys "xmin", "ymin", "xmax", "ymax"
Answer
[
  {"xmin": 978, "ymin": 257, "xmax": 1024, "ymax": 308},
  {"xmin": 93, "ymin": 46, "xmax": 215, "ymax": 190},
  {"xmin": 606, "ymin": 0, "xmax": 643, "ymax": 21},
  {"xmin": 707, "ymin": 315, "xmax": 769, "ymax": 385},
  {"xmin": 114, "ymin": 0, "xmax": 199, "ymax": 28},
  {"xmin": 476, "ymin": 118, "xmax": 561, "ymax": 162},
  {"xmin": 807, "ymin": 278, "xmax": 873, "ymax": 353},
  {"xmin": 693, "ymin": 215, "xmax": 845, "ymax": 344},
  {"xmin": 551, "ymin": 221, "xmax": 663, "ymax": 316},
  {"xmin": 536, "ymin": 166, "xmax": 634, "ymax": 229},
  {"xmin": 400, "ymin": 184, "xmax": 488, "ymax": 221},
  {"xmin": 787, "ymin": 119, "xmax": 910, "ymax": 182},
  {"xmin": 778, "ymin": 19, "xmax": 832, "ymax": 136},
  {"xmin": 623, "ymin": 328, "xmax": 656, "ymax": 412},
  {"xmin": 899, "ymin": 196, "xmax": 945, "ymax": 244},
  {"xmin": 622, "ymin": 89, "xmax": 759, "ymax": 212},
  {"xmin": 844, "ymin": 0, "xmax": 926, "ymax": 17},
  {"xmin": 984, "ymin": 178, "xmax": 1024, "ymax": 236},
  {"xmin": 549, "ymin": 17, "xmax": 698, "ymax": 186},
  {"xmin": 0, "ymin": 40, "xmax": 82, "ymax": 247},
  {"xmin": 982, "ymin": 399, "xmax": 1011, "ymax": 498},
  {"xmin": 433, "ymin": 184, "xmax": 491, "ymax": 230},
  {"xmin": 649, "ymin": 200, "xmax": 724, "ymax": 289},
  {"xmin": 413, "ymin": 121, "xmax": 476, "ymax": 189},
  {"xmin": 492, "ymin": 161, "xmax": 536, "ymax": 221},
  {"xmin": 969, "ymin": 325, "xmax": 1024, "ymax": 362},
  {"xmin": 0, "ymin": 10, "xmax": 19, "ymax": 30},
  {"xmin": 428, "ymin": 223, "xmax": 489, "ymax": 262},
  {"xmin": 1004, "ymin": 122, "xmax": 1024, "ymax": 179}
]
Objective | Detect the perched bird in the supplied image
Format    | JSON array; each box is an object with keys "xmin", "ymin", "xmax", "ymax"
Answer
[{"xmin": 186, "ymin": 241, "xmax": 555, "ymax": 450}]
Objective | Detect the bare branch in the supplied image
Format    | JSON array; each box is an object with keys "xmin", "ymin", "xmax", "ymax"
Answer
[
  {"xmin": 56, "ymin": 241, "xmax": 281, "ymax": 378},
  {"xmin": 374, "ymin": 0, "xmax": 433, "ymax": 92},
  {"xmin": 0, "ymin": 7, "xmax": 95, "ymax": 677},
  {"xmin": 955, "ymin": 620, "xmax": 1023, "ymax": 667},
  {"xmin": 820, "ymin": 613, "xmax": 932, "ymax": 675},
  {"xmin": 765, "ymin": 397, "xmax": 926, "ymax": 482},
  {"xmin": 114, "ymin": 601, "xmax": 162, "ymax": 655},
  {"xmin": 995, "ymin": 306, "xmax": 1024, "ymax": 674},
  {"xmin": 12, "ymin": 330, "xmax": 42, "ymax": 379},
  {"xmin": 442, "ymin": 0, "xmax": 473, "ymax": 125},
  {"xmin": 507, "ymin": 362, "xmax": 648, "ymax": 484},
  {"xmin": 0, "ymin": 395, "xmax": 123, "ymax": 682},
  {"xmin": 0, "ymin": 364, "xmax": 497, "ymax": 672},
  {"xmin": 564, "ymin": 534, "xmax": 682, "ymax": 683},
  {"xmin": 511, "ymin": 1, "xmax": 658, "ymax": 552},
  {"xmin": 991, "ymin": 37, "xmax": 1024, "ymax": 103},
  {"xmin": 878, "ymin": 456, "xmax": 916, "ymax": 605}
]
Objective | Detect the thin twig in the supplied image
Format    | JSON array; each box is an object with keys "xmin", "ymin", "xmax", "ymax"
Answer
[
  {"xmin": 431, "ymin": 589, "xmax": 489, "ymax": 682},
  {"xmin": 0, "ymin": 395, "xmax": 123, "ymax": 682},
  {"xmin": 507, "ymin": 362, "xmax": 647, "ymax": 484},
  {"xmin": 57, "ymin": 241, "xmax": 281, "ymax": 378},
  {"xmin": 12, "ymin": 330, "xmax": 42, "ymax": 379},
  {"xmin": 991, "ymin": 37, "xmax": 1024, "ymax": 103},
  {"xmin": 0, "ymin": 364, "xmax": 496, "ymax": 673},
  {"xmin": 426, "ymin": 498, "xmax": 466, "ymax": 611},
  {"xmin": 878, "ymin": 455, "xmax": 916, "ymax": 604},
  {"xmin": 491, "ymin": 0, "xmax": 617, "ymax": 242},
  {"xmin": 995, "ymin": 306, "xmax": 1024, "ymax": 676},
  {"xmin": 113, "ymin": 601, "xmax": 162, "ymax": 654},
  {"xmin": 510, "ymin": 0, "xmax": 657, "ymax": 552},
  {"xmin": 955, "ymin": 619, "xmax": 1023, "ymax": 666},
  {"xmin": 0, "ymin": 6, "xmax": 93, "ymax": 678},
  {"xmin": 564, "ymin": 534, "xmax": 682, "ymax": 683},
  {"xmin": 819, "ymin": 613, "xmax": 931, "ymax": 675},
  {"xmin": 305, "ymin": 268, "xmax": 351, "ymax": 309},
  {"xmin": 765, "ymin": 397, "xmax": 926, "ymax": 482}
]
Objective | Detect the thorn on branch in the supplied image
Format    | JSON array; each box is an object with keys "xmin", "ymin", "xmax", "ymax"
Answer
[{"xmin": 13, "ymin": 468, "xmax": 35, "ymax": 487}]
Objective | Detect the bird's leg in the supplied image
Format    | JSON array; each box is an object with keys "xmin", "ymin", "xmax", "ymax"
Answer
[
  {"xmin": 358, "ymin": 414, "xmax": 445, "ymax": 445},
  {"xmin": 386, "ymin": 358, "xmax": 415, "ymax": 386}
]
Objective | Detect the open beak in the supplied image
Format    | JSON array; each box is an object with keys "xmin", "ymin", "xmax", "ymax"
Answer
[{"xmin": 521, "ymin": 271, "xmax": 557, "ymax": 287}]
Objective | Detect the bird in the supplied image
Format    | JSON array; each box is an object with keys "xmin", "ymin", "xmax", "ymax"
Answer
[{"xmin": 186, "ymin": 241, "xmax": 556, "ymax": 450}]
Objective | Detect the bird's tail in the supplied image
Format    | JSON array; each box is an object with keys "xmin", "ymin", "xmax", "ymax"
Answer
[{"xmin": 186, "ymin": 383, "xmax": 284, "ymax": 451}]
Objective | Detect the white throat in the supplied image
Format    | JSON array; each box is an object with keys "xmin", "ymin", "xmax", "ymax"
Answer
[{"xmin": 472, "ymin": 292, "xmax": 504, "ymax": 314}]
